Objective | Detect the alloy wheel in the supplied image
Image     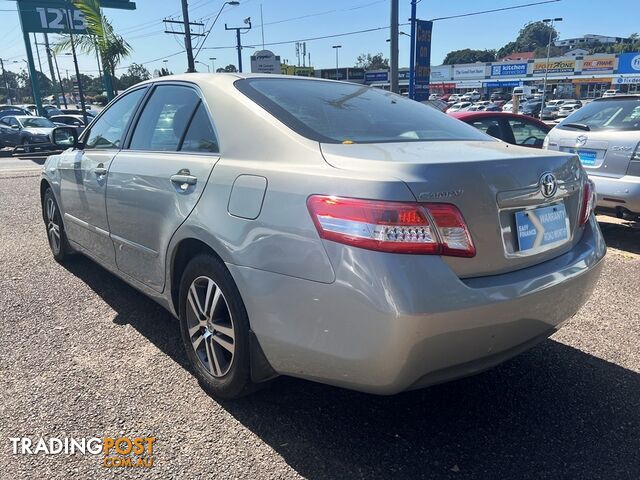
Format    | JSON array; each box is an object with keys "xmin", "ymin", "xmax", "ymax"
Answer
[
  {"xmin": 186, "ymin": 276, "xmax": 235, "ymax": 377},
  {"xmin": 46, "ymin": 197, "xmax": 61, "ymax": 254}
]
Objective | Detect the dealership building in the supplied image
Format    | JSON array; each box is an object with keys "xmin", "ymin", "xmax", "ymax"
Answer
[{"xmin": 353, "ymin": 52, "xmax": 640, "ymax": 99}]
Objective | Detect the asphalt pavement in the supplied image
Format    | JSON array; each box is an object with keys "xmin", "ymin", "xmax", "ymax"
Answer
[{"xmin": 0, "ymin": 167, "xmax": 638, "ymax": 480}]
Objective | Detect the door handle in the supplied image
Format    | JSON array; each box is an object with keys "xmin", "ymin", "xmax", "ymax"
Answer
[
  {"xmin": 94, "ymin": 166, "xmax": 107, "ymax": 176},
  {"xmin": 170, "ymin": 170, "xmax": 197, "ymax": 190}
]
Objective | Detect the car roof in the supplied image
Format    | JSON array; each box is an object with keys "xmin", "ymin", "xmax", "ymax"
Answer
[
  {"xmin": 449, "ymin": 111, "xmax": 550, "ymax": 128},
  {"xmin": 592, "ymin": 95, "xmax": 640, "ymax": 102}
]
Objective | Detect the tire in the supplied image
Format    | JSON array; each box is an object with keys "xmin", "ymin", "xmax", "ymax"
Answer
[
  {"xmin": 43, "ymin": 188, "xmax": 72, "ymax": 263},
  {"xmin": 178, "ymin": 253, "xmax": 255, "ymax": 399},
  {"xmin": 21, "ymin": 138, "xmax": 31, "ymax": 154}
]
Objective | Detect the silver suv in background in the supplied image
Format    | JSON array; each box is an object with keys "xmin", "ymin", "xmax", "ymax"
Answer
[{"xmin": 544, "ymin": 96, "xmax": 640, "ymax": 219}]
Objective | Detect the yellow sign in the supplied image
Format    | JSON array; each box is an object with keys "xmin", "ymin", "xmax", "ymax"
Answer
[{"xmin": 532, "ymin": 59, "xmax": 575, "ymax": 75}]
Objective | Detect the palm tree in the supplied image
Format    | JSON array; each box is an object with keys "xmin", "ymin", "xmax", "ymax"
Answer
[{"xmin": 54, "ymin": 0, "xmax": 131, "ymax": 99}]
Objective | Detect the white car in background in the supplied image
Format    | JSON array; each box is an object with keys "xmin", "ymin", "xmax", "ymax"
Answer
[
  {"xmin": 556, "ymin": 103, "xmax": 582, "ymax": 118},
  {"xmin": 602, "ymin": 90, "xmax": 617, "ymax": 98},
  {"xmin": 460, "ymin": 90, "xmax": 481, "ymax": 102},
  {"xmin": 447, "ymin": 101, "xmax": 473, "ymax": 112}
]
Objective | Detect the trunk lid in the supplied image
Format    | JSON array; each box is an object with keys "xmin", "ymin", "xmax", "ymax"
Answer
[
  {"xmin": 321, "ymin": 140, "xmax": 585, "ymax": 278},
  {"xmin": 552, "ymin": 129, "xmax": 639, "ymax": 179}
]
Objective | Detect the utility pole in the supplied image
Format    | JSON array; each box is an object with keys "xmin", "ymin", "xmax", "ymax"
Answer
[
  {"xmin": 540, "ymin": 17, "xmax": 562, "ymax": 118},
  {"xmin": 182, "ymin": 0, "xmax": 195, "ymax": 72},
  {"xmin": 389, "ymin": 0, "xmax": 399, "ymax": 93},
  {"xmin": 225, "ymin": 19, "xmax": 252, "ymax": 73},
  {"xmin": 50, "ymin": 46, "xmax": 67, "ymax": 108},
  {"xmin": 66, "ymin": 17, "xmax": 88, "ymax": 125},
  {"xmin": 0, "ymin": 58, "xmax": 11, "ymax": 104},
  {"xmin": 42, "ymin": 33, "xmax": 59, "ymax": 106},
  {"xmin": 408, "ymin": 0, "xmax": 417, "ymax": 99},
  {"xmin": 209, "ymin": 57, "xmax": 216, "ymax": 72},
  {"xmin": 164, "ymin": 13, "xmax": 205, "ymax": 72},
  {"xmin": 33, "ymin": 33, "xmax": 44, "ymax": 75}
]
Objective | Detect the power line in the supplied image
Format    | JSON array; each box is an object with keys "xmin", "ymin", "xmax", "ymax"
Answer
[{"xmin": 429, "ymin": 0, "xmax": 561, "ymax": 22}]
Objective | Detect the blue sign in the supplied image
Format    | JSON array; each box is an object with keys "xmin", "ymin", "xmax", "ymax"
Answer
[
  {"xmin": 490, "ymin": 63, "xmax": 528, "ymax": 77},
  {"xmin": 484, "ymin": 80, "xmax": 522, "ymax": 88},
  {"xmin": 414, "ymin": 20, "xmax": 433, "ymax": 101},
  {"xmin": 364, "ymin": 71, "xmax": 388, "ymax": 83},
  {"xmin": 515, "ymin": 204, "xmax": 569, "ymax": 252},
  {"xmin": 617, "ymin": 52, "xmax": 640, "ymax": 74}
]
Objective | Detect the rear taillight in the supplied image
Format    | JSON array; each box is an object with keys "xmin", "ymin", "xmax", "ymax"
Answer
[
  {"xmin": 579, "ymin": 180, "xmax": 596, "ymax": 226},
  {"xmin": 306, "ymin": 195, "xmax": 475, "ymax": 257}
]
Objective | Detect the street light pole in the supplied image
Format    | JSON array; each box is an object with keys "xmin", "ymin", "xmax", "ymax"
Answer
[
  {"xmin": 332, "ymin": 45, "xmax": 342, "ymax": 80},
  {"xmin": 541, "ymin": 17, "xmax": 562, "ymax": 118},
  {"xmin": 210, "ymin": 57, "xmax": 216, "ymax": 72},
  {"xmin": 195, "ymin": 61, "xmax": 210, "ymax": 72}
]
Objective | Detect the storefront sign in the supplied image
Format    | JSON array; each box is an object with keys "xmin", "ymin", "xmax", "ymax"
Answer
[
  {"xmin": 484, "ymin": 80, "xmax": 523, "ymax": 88},
  {"xmin": 532, "ymin": 59, "xmax": 575, "ymax": 75},
  {"xmin": 453, "ymin": 65, "xmax": 486, "ymax": 79},
  {"xmin": 250, "ymin": 50, "xmax": 281, "ymax": 74},
  {"xmin": 573, "ymin": 77, "xmax": 612, "ymax": 84},
  {"xmin": 430, "ymin": 65, "xmax": 451, "ymax": 81},
  {"xmin": 414, "ymin": 20, "xmax": 433, "ymax": 101},
  {"xmin": 364, "ymin": 71, "xmax": 388, "ymax": 83},
  {"xmin": 18, "ymin": 0, "xmax": 135, "ymax": 33},
  {"xmin": 429, "ymin": 82, "xmax": 455, "ymax": 89},
  {"xmin": 581, "ymin": 56, "xmax": 615, "ymax": 73},
  {"xmin": 455, "ymin": 80, "xmax": 483, "ymax": 88},
  {"xmin": 490, "ymin": 63, "xmax": 527, "ymax": 77},
  {"xmin": 617, "ymin": 52, "xmax": 640, "ymax": 74},
  {"xmin": 613, "ymin": 76, "xmax": 640, "ymax": 84}
]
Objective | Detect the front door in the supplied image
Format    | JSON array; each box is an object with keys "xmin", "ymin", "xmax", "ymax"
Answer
[
  {"xmin": 58, "ymin": 87, "xmax": 147, "ymax": 265},
  {"xmin": 106, "ymin": 84, "xmax": 220, "ymax": 291}
]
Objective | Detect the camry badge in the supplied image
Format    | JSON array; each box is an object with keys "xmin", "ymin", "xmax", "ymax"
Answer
[{"xmin": 540, "ymin": 173, "xmax": 557, "ymax": 198}]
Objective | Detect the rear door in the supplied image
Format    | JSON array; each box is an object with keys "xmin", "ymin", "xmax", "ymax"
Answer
[{"xmin": 105, "ymin": 83, "xmax": 219, "ymax": 292}]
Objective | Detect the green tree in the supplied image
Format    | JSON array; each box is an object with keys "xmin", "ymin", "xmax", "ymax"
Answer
[
  {"xmin": 355, "ymin": 53, "xmax": 389, "ymax": 70},
  {"xmin": 497, "ymin": 21, "xmax": 558, "ymax": 58},
  {"xmin": 54, "ymin": 0, "xmax": 131, "ymax": 99},
  {"xmin": 216, "ymin": 64, "xmax": 238, "ymax": 73},
  {"xmin": 443, "ymin": 49, "xmax": 496, "ymax": 65},
  {"xmin": 118, "ymin": 63, "xmax": 151, "ymax": 90}
]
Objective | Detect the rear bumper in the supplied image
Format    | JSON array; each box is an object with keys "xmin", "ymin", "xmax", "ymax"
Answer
[
  {"xmin": 591, "ymin": 173, "xmax": 640, "ymax": 214},
  {"xmin": 229, "ymin": 216, "xmax": 606, "ymax": 395}
]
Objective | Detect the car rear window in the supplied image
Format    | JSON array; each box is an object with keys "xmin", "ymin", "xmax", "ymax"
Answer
[
  {"xmin": 557, "ymin": 98, "xmax": 640, "ymax": 131},
  {"xmin": 235, "ymin": 78, "xmax": 488, "ymax": 144}
]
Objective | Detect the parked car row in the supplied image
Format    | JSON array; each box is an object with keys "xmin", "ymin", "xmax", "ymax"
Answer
[{"xmin": 0, "ymin": 112, "xmax": 89, "ymax": 152}]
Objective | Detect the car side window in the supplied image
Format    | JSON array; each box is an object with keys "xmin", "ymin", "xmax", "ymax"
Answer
[
  {"xmin": 0, "ymin": 118, "xmax": 10, "ymax": 126},
  {"xmin": 84, "ymin": 88, "xmax": 146, "ymax": 150},
  {"xmin": 470, "ymin": 118, "xmax": 504, "ymax": 142},
  {"xmin": 508, "ymin": 119, "xmax": 548, "ymax": 147},
  {"xmin": 129, "ymin": 85, "xmax": 200, "ymax": 152},
  {"xmin": 180, "ymin": 103, "xmax": 219, "ymax": 153}
]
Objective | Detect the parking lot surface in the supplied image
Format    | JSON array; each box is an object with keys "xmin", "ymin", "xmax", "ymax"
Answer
[{"xmin": 0, "ymin": 169, "xmax": 638, "ymax": 479}]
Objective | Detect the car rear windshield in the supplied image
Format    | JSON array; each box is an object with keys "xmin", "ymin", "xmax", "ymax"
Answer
[
  {"xmin": 557, "ymin": 98, "xmax": 640, "ymax": 131},
  {"xmin": 235, "ymin": 78, "xmax": 488, "ymax": 144},
  {"xmin": 21, "ymin": 117, "xmax": 54, "ymax": 128}
]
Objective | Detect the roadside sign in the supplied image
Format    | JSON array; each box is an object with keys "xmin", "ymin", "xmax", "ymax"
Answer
[{"xmin": 414, "ymin": 20, "xmax": 432, "ymax": 101}]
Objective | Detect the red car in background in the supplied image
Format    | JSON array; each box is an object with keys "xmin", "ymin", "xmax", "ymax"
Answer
[{"xmin": 449, "ymin": 111, "xmax": 551, "ymax": 148}]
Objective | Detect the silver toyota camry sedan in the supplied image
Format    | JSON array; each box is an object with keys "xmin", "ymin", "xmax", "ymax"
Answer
[{"xmin": 41, "ymin": 74, "xmax": 605, "ymax": 398}]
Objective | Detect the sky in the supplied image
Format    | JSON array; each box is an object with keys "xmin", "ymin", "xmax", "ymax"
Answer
[{"xmin": 0, "ymin": 0, "xmax": 638, "ymax": 77}]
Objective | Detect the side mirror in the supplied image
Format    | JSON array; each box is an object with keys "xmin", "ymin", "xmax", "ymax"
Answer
[
  {"xmin": 50, "ymin": 126, "xmax": 79, "ymax": 149},
  {"xmin": 11, "ymin": 124, "xmax": 20, "ymax": 130}
]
